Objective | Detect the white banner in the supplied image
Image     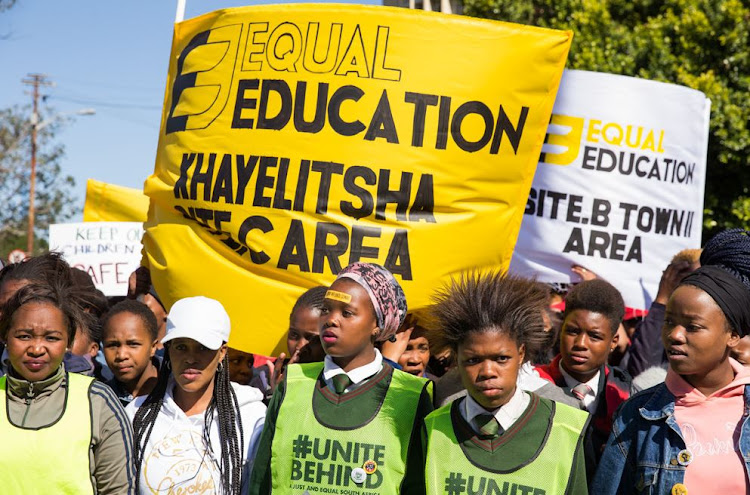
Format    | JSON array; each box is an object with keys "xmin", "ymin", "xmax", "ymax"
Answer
[
  {"xmin": 49, "ymin": 222, "xmax": 144, "ymax": 296},
  {"xmin": 510, "ymin": 70, "xmax": 711, "ymax": 309}
]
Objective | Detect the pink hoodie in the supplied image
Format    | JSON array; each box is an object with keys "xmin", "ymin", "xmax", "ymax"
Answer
[{"xmin": 666, "ymin": 358, "xmax": 750, "ymax": 493}]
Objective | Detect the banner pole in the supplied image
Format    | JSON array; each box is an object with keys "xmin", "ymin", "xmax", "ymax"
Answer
[{"xmin": 175, "ymin": 0, "xmax": 186, "ymax": 23}]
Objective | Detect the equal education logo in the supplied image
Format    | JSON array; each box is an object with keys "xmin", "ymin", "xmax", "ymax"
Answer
[
  {"xmin": 524, "ymin": 113, "xmax": 700, "ymax": 263},
  {"xmin": 164, "ymin": 20, "xmax": 530, "ymax": 157},
  {"xmin": 540, "ymin": 114, "xmax": 696, "ymax": 185},
  {"xmin": 166, "ymin": 24, "xmax": 243, "ymax": 134}
]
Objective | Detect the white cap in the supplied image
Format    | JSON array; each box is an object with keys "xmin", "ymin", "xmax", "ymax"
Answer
[{"xmin": 162, "ymin": 296, "xmax": 230, "ymax": 350}]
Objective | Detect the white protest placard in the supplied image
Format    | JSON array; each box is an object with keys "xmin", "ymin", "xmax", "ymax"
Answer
[
  {"xmin": 49, "ymin": 222, "xmax": 144, "ymax": 296},
  {"xmin": 510, "ymin": 70, "xmax": 711, "ymax": 309}
]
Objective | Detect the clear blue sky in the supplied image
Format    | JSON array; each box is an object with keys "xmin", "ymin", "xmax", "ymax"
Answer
[{"xmin": 0, "ymin": 0, "xmax": 380, "ymax": 221}]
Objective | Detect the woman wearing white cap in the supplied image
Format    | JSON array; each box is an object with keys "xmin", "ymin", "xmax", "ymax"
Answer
[{"xmin": 125, "ymin": 296, "xmax": 267, "ymax": 495}]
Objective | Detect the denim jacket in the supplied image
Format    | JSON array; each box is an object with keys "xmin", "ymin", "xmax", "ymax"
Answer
[{"xmin": 591, "ymin": 382, "xmax": 750, "ymax": 494}]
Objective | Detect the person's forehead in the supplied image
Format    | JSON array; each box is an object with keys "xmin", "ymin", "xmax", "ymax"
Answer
[
  {"xmin": 459, "ymin": 329, "xmax": 517, "ymax": 350},
  {"xmin": 143, "ymin": 294, "xmax": 166, "ymax": 315},
  {"xmin": 171, "ymin": 337, "xmax": 203, "ymax": 346},
  {"xmin": 104, "ymin": 313, "xmax": 152, "ymax": 338},
  {"xmin": 669, "ymin": 285, "xmax": 724, "ymax": 316},
  {"xmin": 565, "ymin": 309, "xmax": 613, "ymax": 329},
  {"xmin": 10, "ymin": 302, "xmax": 67, "ymax": 330},
  {"xmin": 228, "ymin": 348, "xmax": 253, "ymax": 358},
  {"xmin": 330, "ymin": 278, "xmax": 366, "ymax": 293},
  {"xmin": 327, "ymin": 279, "xmax": 370, "ymax": 303}
]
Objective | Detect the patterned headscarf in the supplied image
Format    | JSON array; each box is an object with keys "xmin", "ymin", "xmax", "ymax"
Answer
[{"xmin": 335, "ymin": 262, "xmax": 407, "ymax": 342}]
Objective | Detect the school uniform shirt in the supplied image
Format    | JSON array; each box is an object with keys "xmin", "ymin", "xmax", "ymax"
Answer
[
  {"xmin": 461, "ymin": 386, "xmax": 529, "ymax": 434},
  {"xmin": 248, "ymin": 353, "xmax": 434, "ymax": 495},
  {"xmin": 322, "ymin": 348, "xmax": 384, "ymax": 393},
  {"xmin": 536, "ymin": 354, "xmax": 631, "ymax": 459},
  {"xmin": 426, "ymin": 392, "xmax": 589, "ymax": 495},
  {"xmin": 559, "ymin": 365, "xmax": 601, "ymax": 413},
  {"xmin": 125, "ymin": 379, "xmax": 267, "ymax": 494}
]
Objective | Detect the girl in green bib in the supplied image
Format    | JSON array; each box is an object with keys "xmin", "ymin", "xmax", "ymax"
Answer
[
  {"xmin": 424, "ymin": 272, "xmax": 590, "ymax": 495},
  {"xmin": 249, "ymin": 262, "xmax": 433, "ymax": 495}
]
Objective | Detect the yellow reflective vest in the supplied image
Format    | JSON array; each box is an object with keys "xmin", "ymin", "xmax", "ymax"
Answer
[
  {"xmin": 424, "ymin": 399, "xmax": 589, "ymax": 495},
  {"xmin": 0, "ymin": 372, "xmax": 95, "ymax": 494},
  {"xmin": 271, "ymin": 362, "xmax": 427, "ymax": 494}
]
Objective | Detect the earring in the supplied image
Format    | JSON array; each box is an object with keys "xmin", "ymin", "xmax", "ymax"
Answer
[
  {"xmin": 218, "ymin": 362, "xmax": 224, "ymax": 372},
  {"xmin": 165, "ymin": 360, "xmax": 172, "ymax": 370}
]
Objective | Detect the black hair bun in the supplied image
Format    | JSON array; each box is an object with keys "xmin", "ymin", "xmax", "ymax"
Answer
[{"xmin": 700, "ymin": 229, "xmax": 750, "ymax": 292}]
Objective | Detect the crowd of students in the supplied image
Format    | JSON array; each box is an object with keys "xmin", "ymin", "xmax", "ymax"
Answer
[{"xmin": 2, "ymin": 229, "xmax": 750, "ymax": 494}]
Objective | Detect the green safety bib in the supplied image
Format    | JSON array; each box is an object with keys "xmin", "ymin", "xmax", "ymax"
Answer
[
  {"xmin": 0, "ymin": 372, "xmax": 95, "ymax": 494},
  {"xmin": 425, "ymin": 399, "xmax": 588, "ymax": 495},
  {"xmin": 271, "ymin": 362, "xmax": 427, "ymax": 495}
]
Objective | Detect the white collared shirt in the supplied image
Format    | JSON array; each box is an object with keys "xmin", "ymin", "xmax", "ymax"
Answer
[
  {"xmin": 559, "ymin": 364, "xmax": 600, "ymax": 413},
  {"xmin": 322, "ymin": 348, "xmax": 383, "ymax": 394},
  {"xmin": 460, "ymin": 386, "xmax": 530, "ymax": 434}
]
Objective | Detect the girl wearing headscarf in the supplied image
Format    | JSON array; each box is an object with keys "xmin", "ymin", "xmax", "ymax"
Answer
[
  {"xmin": 248, "ymin": 262, "xmax": 434, "ymax": 495},
  {"xmin": 593, "ymin": 229, "xmax": 750, "ymax": 494}
]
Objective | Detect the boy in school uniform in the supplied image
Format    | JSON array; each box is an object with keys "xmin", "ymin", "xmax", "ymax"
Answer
[{"xmin": 535, "ymin": 279, "xmax": 631, "ymax": 459}]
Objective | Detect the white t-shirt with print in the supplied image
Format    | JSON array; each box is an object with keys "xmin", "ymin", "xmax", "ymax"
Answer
[{"xmin": 126, "ymin": 380, "xmax": 266, "ymax": 494}]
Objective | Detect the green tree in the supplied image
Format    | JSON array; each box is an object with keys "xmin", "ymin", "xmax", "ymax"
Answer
[
  {"xmin": 464, "ymin": 0, "xmax": 750, "ymax": 239},
  {"xmin": 0, "ymin": 106, "xmax": 76, "ymax": 256}
]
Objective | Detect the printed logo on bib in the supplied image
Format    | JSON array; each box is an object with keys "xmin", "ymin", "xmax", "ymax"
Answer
[
  {"xmin": 443, "ymin": 473, "xmax": 547, "ymax": 495},
  {"xmin": 144, "ymin": 430, "xmax": 219, "ymax": 494},
  {"xmin": 289, "ymin": 434, "xmax": 386, "ymax": 494}
]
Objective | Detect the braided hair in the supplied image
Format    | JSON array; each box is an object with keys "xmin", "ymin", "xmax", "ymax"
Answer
[
  {"xmin": 699, "ymin": 229, "xmax": 750, "ymax": 291},
  {"xmin": 290, "ymin": 285, "xmax": 327, "ymax": 319},
  {"xmin": 132, "ymin": 348, "xmax": 244, "ymax": 494}
]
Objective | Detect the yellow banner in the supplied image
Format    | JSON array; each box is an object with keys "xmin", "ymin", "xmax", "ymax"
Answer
[
  {"xmin": 83, "ymin": 179, "xmax": 149, "ymax": 222},
  {"xmin": 144, "ymin": 4, "xmax": 572, "ymax": 355}
]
